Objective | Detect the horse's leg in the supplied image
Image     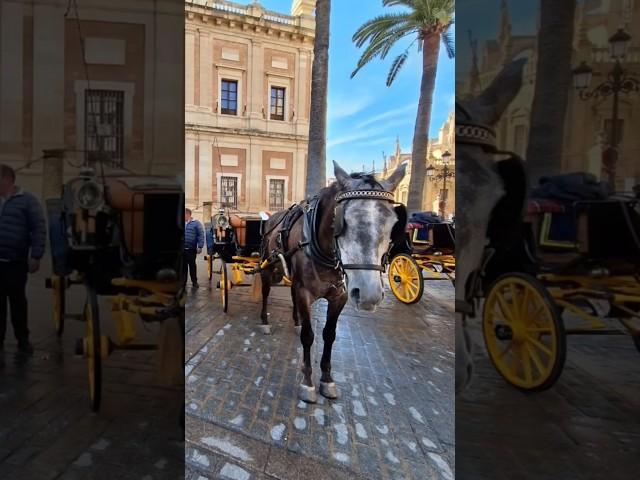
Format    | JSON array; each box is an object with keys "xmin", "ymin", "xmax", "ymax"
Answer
[
  {"xmin": 296, "ymin": 287, "xmax": 316, "ymax": 403},
  {"xmin": 260, "ymin": 270, "xmax": 272, "ymax": 335},
  {"xmin": 319, "ymin": 291, "xmax": 347, "ymax": 399},
  {"xmin": 291, "ymin": 287, "xmax": 300, "ymax": 328}
]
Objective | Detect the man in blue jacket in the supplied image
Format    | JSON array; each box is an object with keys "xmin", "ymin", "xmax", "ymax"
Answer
[
  {"xmin": 0, "ymin": 164, "xmax": 46, "ymax": 356},
  {"xmin": 184, "ymin": 208, "xmax": 204, "ymax": 288}
]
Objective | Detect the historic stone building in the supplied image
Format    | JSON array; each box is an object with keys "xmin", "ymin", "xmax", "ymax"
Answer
[
  {"xmin": 381, "ymin": 111, "xmax": 455, "ymax": 216},
  {"xmin": 185, "ymin": 0, "xmax": 315, "ymax": 218},
  {"xmin": 459, "ymin": 0, "xmax": 640, "ymax": 190},
  {"xmin": 0, "ymin": 0, "xmax": 185, "ymax": 194}
]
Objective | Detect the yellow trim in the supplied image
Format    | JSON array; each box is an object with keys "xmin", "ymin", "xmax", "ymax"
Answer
[{"xmin": 539, "ymin": 212, "xmax": 577, "ymax": 249}]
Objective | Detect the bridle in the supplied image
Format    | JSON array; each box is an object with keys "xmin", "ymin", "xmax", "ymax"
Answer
[{"xmin": 332, "ymin": 189, "xmax": 398, "ymax": 273}]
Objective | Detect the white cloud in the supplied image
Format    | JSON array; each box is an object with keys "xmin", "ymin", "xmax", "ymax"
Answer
[
  {"xmin": 355, "ymin": 103, "xmax": 417, "ymax": 129},
  {"xmin": 328, "ymin": 91, "xmax": 374, "ymax": 121}
]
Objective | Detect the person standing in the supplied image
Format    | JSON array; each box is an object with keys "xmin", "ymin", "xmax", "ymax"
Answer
[
  {"xmin": 184, "ymin": 208, "xmax": 204, "ymax": 288},
  {"xmin": 0, "ymin": 164, "xmax": 46, "ymax": 356}
]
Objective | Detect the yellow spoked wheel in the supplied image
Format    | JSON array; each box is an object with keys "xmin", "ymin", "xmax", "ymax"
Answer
[
  {"xmin": 84, "ymin": 285, "xmax": 102, "ymax": 412},
  {"xmin": 52, "ymin": 275, "xmax": 66, "ymax": 337},
  {"xmin": 483, "ymin": 273, "xmax": 565, "ymax": 391},
  {"xmin": 207, "ymin": 255, "xmax": 213, "ymax": 281},
  {"xmin": 388, "ymin": 254, "xmax": 424, "ymax": 304},
  {"xmin": 220, "ymin": 259, "xmax": 229, "ymax": 313}
]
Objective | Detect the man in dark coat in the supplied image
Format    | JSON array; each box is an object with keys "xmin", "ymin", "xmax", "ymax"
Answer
[
  {"xmin": 0, "ymin": 164, "xmax": 46, "ymax": 356},
  {"xmin": 184, "ymin": 208, "xmax": 204, "ymax": 288}
]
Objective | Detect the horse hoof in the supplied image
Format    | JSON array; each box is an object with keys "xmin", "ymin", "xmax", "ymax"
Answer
[
  {"xmin": 294, "ymin": 325, "xmax": 302, "ymax": 335},
  {"xmin": 298, "ymin": 383, "xmax": 317, "ymax": 403},
  {"xmin": 319, "ymin": 381, "xmax": 338, "ymax": 399},
  {"xmin": 259, "ymin": 324, "xmax": 272, "ymax": 335}
]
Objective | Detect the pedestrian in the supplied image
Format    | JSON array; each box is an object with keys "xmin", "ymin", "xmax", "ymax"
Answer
[
  {"xmin": 184, "ymin": 208, "xmax": 204, "ymax": 288},
  {"xmin": 0, "ymin": 164, "xmax": 46, "ymax": 357}
]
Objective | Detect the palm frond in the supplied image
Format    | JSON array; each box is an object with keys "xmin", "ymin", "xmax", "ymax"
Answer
[
  {"xmin": 382, "ymin": 0, "xmax": 417, "ymax": 8},
  {"xmin": 386, "ymin": 50, "xmax": 409, "ymax": 86},
  {"xmin": 352, "ymin": 12, "xmax": 413, "ymax": 47},
  {"xmin": 441, "ymin": 29, "xmax": 455, "ymax": 58}
]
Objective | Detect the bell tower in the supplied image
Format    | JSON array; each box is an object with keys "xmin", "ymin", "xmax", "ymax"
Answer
[{"xmin": 292, "ymin": 0, "xmax": 315, "ymax": 17}]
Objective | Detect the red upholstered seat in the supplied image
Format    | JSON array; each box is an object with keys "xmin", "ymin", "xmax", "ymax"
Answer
[{"xmin": 527, "ymin": 199, "xmax": 566, "ymax": 215}]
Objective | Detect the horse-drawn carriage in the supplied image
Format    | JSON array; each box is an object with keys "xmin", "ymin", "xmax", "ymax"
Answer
[
  {"xmin": 45, "ymin": 167, "xmax": 185, "ymax": 411},
  {"xmin": 459, "ymin": 116, "xmax": 640, "ymax": 391},
  {"xmin": 204, "ymin": 208, "xmax": 290, "ymax": 313},
  {"xmin": 388, "ymin": 212, "xmax": 455, "ymax": 304}
]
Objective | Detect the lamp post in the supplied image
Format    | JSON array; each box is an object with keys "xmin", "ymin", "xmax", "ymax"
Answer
[
  {"xmin": 427, "ymin": 150, "xmax": 455, "ymax": 218},
  {"xmin": 572, "ymin": 28, "xmax": 640, "ymax": 189}
]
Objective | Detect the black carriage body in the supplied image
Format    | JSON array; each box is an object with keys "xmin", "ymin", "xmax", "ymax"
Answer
[
  {"xmin": 206, "ymin": 212, "xmax": 264, "ymax": 262},
  {"xmin": 47, "ymin": 174, "xmax": 184, "ymax": 295}
]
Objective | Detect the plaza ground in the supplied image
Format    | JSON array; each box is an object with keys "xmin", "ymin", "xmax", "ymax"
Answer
[{"xmin": 185, "ymin": 258, "xmax": 455, "ymax": 480}]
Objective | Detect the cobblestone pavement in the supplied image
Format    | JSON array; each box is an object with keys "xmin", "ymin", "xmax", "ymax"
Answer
[
  {"xmin": 185, "ymin": 258, "xmax": 454, "ymax": 480},
  {"xmin": 457, "ymin": 315, "xmax": 640, "ymax": 480},
  {"xmin": 0, "ymin": 265, "xmax": 184, "ymax": 480}
]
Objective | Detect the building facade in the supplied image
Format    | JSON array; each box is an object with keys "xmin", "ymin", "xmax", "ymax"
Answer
[
  {"xmin": 381, "ymin": 111, "xmax": 455, "ymax": 216},
  {"xmin": 0, "ymin": 0, "xmax": 185, "ymax": 194},
  {"xmin": 459, "ymin": 0, "xmax": 640, "ymax": 190},
  {"xmin": 185, "ymin": 0, "xmax": 315, "ymax": 219}
]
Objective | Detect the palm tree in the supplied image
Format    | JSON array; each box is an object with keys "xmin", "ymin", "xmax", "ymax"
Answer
[
  {"xmin": 305, "ymin": 0, "xmax": 331, "ymax": 196},
  {"xmin": 351, "ymin": 0, "xmax": 454, "ymax": 213},
  {"xmin": 525, "ymin": 0, "xmax": 576, "ymax": 185}
]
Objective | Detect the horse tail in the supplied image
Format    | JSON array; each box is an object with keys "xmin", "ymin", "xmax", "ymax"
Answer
[{"xmin": 251, "ymin": 270, "xmax": 263, "ymax": 301}]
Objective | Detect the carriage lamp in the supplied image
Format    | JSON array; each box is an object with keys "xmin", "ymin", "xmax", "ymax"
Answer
[
  {"xmin": 215, "ymin": 213, "xmax": 230, "ymax": 229},
  {"xmin": 571, "ymin": 27, "xmax": 640, "ymax": 189},
  {"xmin": 75, "ymin": 180, "xmax": 104, "ymax": 211}
]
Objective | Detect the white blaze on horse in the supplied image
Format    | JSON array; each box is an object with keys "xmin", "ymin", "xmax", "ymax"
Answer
[{"xmin": 455, "ymin": 59, "xmax": 527, "ymax": 393}]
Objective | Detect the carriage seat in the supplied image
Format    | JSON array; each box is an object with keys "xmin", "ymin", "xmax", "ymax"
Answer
[
  {"xmin": 105, "ymin": 177, "xmax": 181, "ymax": 255},
  {"xmin": 527, "ymin": 199, "xmax": 566, "ymax": 215}
]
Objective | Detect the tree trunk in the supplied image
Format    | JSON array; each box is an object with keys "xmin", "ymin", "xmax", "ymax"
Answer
[
  {"xmin": 407, "ymin": 33, "xmax": 439, "ymax": 214},
  {"xmin": 525, "ymin": 0, "xmax": 576, "ymax": 185},
  {"xmin": 305, "ymin": 0, "xmax": 330, "ymax": 197}
]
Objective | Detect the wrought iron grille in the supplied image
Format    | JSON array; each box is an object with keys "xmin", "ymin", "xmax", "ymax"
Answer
[
  {"xmin": 221, "ymin": 176, "xmax": 238, "ymax": 209},
  {"xmin": 269, "ymin": 179, "xmax": 285, "ymax": 210},
  {"xmin": 85, "ymin": 89, "xmax": 124, "ymax": 168}
]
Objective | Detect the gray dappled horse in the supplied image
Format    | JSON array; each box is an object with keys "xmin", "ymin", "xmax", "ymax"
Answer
[
  {"xmin": 255, "ymin": 161, "xmax": 406, "ymax": 403},
  {"xmin": 455, "ymin": 59, "xmax": 527, "ymax": 392}
]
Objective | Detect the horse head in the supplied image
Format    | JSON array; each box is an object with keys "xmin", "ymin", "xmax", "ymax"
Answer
[
  {"xmin": 455, "ymin": 58, "xmax": 527, "ymax": 393},
  {"xmin": 332, "ymin": 160, "xmax": 406, "ymax": 312}
]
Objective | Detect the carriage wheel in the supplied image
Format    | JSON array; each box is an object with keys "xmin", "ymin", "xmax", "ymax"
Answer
[
  {"xmin": 84, "ymin": 285, "xmax": 102, "ymax": 412},
  {"xmin": 52, "ymin": 275, "xmax": 66, "ymax": 337},
  {"xmin": 483, "ymin": 273, "xmax": 565, "ymax": 391},
  {"xmin": 207, "ymin": 255, "xmax": 213, "ymax": 281},
  {"xmin": 220, "ymin": 259, "xmax": 229, "ymax": 313},
  {"xmin": 388, "ymin": 254, "xmax": 424, "ymax": 304}
]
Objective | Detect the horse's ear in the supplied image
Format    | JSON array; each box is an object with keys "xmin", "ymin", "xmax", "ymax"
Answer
[
  {"xmin": 381, "ymin": 162, "xmax": 407, "ymax": 192},
  {"xmin": 462, "ymin": 57, "xmax": 526, "ymax": 126},
  {"xmin": 333, "ymin": 160, "xmax": 350, "ymax": 186}
]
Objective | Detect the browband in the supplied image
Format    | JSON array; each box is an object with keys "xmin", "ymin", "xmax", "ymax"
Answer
[{"xmin": 335, "ymin": 190, "xmax": 395, "ymax": 203}]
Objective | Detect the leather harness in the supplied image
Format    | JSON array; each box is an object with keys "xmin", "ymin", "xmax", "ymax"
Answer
[{"xmin": 261, "ymin": 188, "xmax": 399, "ymax": 276}]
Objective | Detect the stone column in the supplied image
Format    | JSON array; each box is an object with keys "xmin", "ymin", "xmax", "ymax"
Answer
[
  {"xmin": 199, "ymin": 139, "xmax": 213, "ymax": 207},
  {"xmin": 199, "ymin": 31, "xmax": 212, "ymax": 109},
  {"xmin": 32, "ymin": 2, "xmax": 65, "ymax": 160},
  {"xmin": 185, "ymin": 28, "xmax": 196, "ymax": 107},
  {"xmin": 0, "ymin": 1, "xmax": 23, "ymax": 148},
  {"xmin": 41, "ymin": 149, "xmax": 64, "ymax": 201},
  {"xmin": 185, "ymin": 137, "xmax": 196, "ymax": 206},
  {"xmin": 249, "ymin": 40, "xmax": 264, "ymax": 123}
]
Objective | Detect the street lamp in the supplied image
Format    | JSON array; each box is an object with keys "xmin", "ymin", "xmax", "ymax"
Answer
[
  {"xmin": 427, "ymin": 150, "xmax": 455, "ymax": 218},
  {"xmin": 572, "ymin": 27, "xmax": 640, "ymax": 189}
]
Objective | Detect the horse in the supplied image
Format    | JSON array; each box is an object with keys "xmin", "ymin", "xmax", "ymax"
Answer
[
  {"xmin": 455, "ymin": 58, "xmax": 527, "ymax": 393},
  {"xmin": 253, "ymin": 160, "xmax": 407, "ymax": 403}
]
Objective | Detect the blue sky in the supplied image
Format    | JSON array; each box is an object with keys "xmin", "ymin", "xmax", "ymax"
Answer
[
  {"xmin": 235, "ymin": 0, "xmax": 455, "ymax": 176},
  {"xmin": 456, "ymin": 0, "xmax": 537, "ymax": 79}
]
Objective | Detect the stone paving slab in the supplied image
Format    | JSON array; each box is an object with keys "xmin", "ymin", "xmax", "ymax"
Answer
[
  {"xmin": 186, "ymin": 258, "xmax": 454, "ymax": 480},
  {"xmin": 0, "ymin": 267, "xmax": 184, "ymax": 479},
  {"xmin": 457, "ymin": 315, "xmax": 640, "ymax": 480}
]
